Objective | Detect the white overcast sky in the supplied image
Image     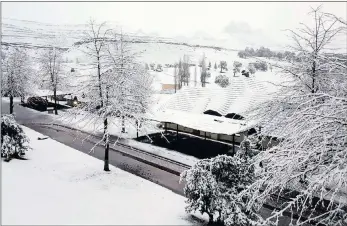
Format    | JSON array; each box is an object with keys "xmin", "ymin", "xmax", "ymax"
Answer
[{"xmin": 2, "ymin": 1, "xmax": 347, "ymax": 49}]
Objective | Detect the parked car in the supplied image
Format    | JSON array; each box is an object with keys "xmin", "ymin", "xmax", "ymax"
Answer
[{"xmin": 27, "ymin": 97, "xmax": 48, "ymax": 111}]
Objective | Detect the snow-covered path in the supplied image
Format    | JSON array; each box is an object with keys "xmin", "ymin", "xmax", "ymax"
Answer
[{"xmin": 2, "ymin": 127, "xmax": 206, "ymax": 225}]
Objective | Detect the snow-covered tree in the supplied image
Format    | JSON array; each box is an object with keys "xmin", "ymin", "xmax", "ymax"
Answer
[
  {"xmin": 194, "ymin": 64, "xmax": 197, "ymax": 87},
  {"xmin": 174, "ymin": 63, "xmax": 178, "ymax": 92},
  {"xmin": 233, "ymin": 61, "xmax": 242, "ymax": 76},
  {"xmin": 252, "ymin": 61, "xmax": 268, "ymax": 72},
  {"xmin": 68, "ymin": 25, "xmax": 153, "ymax": 172},
  {"xmin": 1, "ymin": 115, "xmax": 31, "ymax": 162},
  {"xmin": 182, "ymin": 55, "xmax": 190, "ymax": 86},
  {"xmin": 214, "ymin": 62, "xmax": 218, "ymax": 70},
  {"xmin": 39, "ymin": 47, "xmax": 64, "ymax": 115},
  {"xmin": 156, "ymin": 64, "xmax": 163, "ymax": 72},
  {"xmin": 220, "ymin": 61, "xmax": 227, "ymax": 73},
  {"xmin": 145, "ymin": 63, "xmax": 149, "ymax": 70},
  {"xmin": 215, "ymin": 74, "xmax": 230, "ymax": 88},
  {"xmin": 2, "ymin": 47, "xmax": 33, "ymax": 113},
  {"xmin": 200, "ymin": 54, "xmax": 207, "ymax": 87},
  {"xmin": 243, "ymin": 8, "xmax": 347, "ymax": 225},
  {"xmin": 248, "ymin": 63, "xmax": 256, "ymax": 74},
  {"xmin": 180, "ymin": 155, "xmax": 263, "ymax": 225}
]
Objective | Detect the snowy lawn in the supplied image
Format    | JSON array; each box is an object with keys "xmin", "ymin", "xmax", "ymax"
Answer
[{"xmin": 2, "ymin": 126, "xmax": 207, "ymax": 225}]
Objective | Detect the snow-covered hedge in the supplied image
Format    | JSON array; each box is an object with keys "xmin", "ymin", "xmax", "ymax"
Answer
[
  {"xmin": 1, "ymin": 114, "xmax": 30, "ymax": 162},
  {"xmin": 180, "ymin": 155, "xmax": 265, "ymax": 225}
]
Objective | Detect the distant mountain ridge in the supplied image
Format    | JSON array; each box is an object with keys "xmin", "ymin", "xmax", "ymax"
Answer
[{"xmin": 2, "ymin": 18, "xmax": 236, "ymax": 52}]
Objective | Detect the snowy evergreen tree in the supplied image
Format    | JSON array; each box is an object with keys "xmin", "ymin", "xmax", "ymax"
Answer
[
  {"xmin": 145, "ymin": 63, "xmax": 149, "ymax": 70},
  {"xmin": 174, "ymin": 63, "xmax": 178, "ymax": 92},
  {"xmin": 1, "ymin": 115, "xmax": 31, "ymax": 162},
  {"xmin": 180, "ymin": 155, "xmax": 264, "ymax": 225},
  {"xmin": 200, "ymin": 54, "xmax": 207, "ymax": 87},
  {"xmin": 194, "ymin": 64, "xmax": 197, "ymax": 87},
  {"xmin": 182, "ymin": 55, "xmax": 190, "ymax": 86},
  {"xmin": 214, "ymin": 62, "xmax": 218, "ymax": 70}
]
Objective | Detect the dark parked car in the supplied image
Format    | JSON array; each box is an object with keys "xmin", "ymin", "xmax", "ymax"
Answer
[{"xmin": 27, "ymin": 97, "xmax": 49, "ymax": 111}]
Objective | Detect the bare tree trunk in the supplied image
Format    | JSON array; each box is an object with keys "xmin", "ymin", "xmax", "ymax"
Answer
[
  {"xmin": 53, "ymin": 88, "xmax": 58, "ymax": 115},
  {"xmin": 121, "ymin": 115, "xmax": 125, "ymax": 133},
  {"xmin": 208, "ymin": 213, "xmax": 214, "ymax": 223},
  {"xmin": 103, "ymin": 117, "xmax": 110, "ymax": 171},
  {"xmin": 9, "ymin": 95, "xmax": 14, "ymax": 114},
  {"xmin": 97, "ymin": 56, "xmax": 103, "ymax": 108}
]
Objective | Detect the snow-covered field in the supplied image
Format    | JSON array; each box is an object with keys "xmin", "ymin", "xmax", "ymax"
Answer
[{"xmin": 2, "ymin": 126, "xmax": 206, "ymax": 225}]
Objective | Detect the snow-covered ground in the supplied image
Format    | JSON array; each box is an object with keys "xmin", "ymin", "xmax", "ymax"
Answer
[
  {"xmin": 126, "ymin": 139, "xmax": 199, "ymax": 167},
  {"xmin": 2, "ymin": 126, "xmax": 207, "ymax": 225},
  {"xmin": 2, "ymin": 97, "xmax": 201, "ymax": 168}
]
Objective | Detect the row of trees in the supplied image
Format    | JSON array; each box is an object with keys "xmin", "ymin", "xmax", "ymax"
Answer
[
  {"xmin": 181, "ymin": 7, "xmax": 347, "ymax": 226},
  {"xmin": 238, "ymin": 46, "xmax": 296, "ymax": 61},
  {"xmin": 1, "ymin": 20, "xmax": 153, "ymax": 172},
  {"xmin": 172, "ymin": 54, "xmax": 213, "ymax": 90}
]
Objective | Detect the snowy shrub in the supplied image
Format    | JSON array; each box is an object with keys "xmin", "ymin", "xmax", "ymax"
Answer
[
  {"xmin": 239, "ymin": 138, "xmax": 252, "ymax": 158},
  {"xmin": 180, "ymin": 159, "xmax": 219, "ymax": 223},
  {"xmin": 252, "ymin": 62, "xmax": 268, "ymax": 72},
  {"xmin": 1, "ymin": 114, "xmax": 30, "ymax": 162},
  {"xmin": 180, "ymin": 155, "xmax": 263, "ymax": 225},
  {"xmin": 215, "ymin": 74, "xmax": 230, "ymax": 88},
  {"xmin": 156, "ymin": 64, "xmax": 163, "ymax": 72}
]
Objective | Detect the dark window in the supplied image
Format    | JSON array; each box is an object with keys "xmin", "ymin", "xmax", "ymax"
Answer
[
  {"xmin": 225, "ymin": 113, "xmax": 245, "ymax": 120},
  {"xmin": 204, "ymin": 110, "xmax": 222, "ymax": 117}
]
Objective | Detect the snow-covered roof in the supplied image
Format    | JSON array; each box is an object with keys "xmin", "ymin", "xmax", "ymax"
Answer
[
  {"xmin": 150, "ymin": 76, "xmax": 273, "ymax": 135},
  {"xmin": 151, "ymin": 109, "xmax": 249, "ymax": 135},
  {"xmin": 158, "ymin": 76, "xmax": 270, "ymax": 116}
]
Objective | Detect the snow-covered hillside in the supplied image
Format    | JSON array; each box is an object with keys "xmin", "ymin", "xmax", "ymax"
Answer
[{"xmin": 2, "ymin": 18, "xmax": 287, "ymax": 97}]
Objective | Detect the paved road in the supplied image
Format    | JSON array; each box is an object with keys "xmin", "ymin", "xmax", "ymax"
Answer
[{"xmin": 2, "ymin": 99, "xmax": 295, "ymax": 225}]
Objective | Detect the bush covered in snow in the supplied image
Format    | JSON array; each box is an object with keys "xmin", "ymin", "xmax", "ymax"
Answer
[
  {"xmin": 251, "ymin": 62, "xmax": 268, "ymax": 72},
  {"xmin": 180, "ymin": 155, "xmax": 264, "ymax": 225},
  {"xmin": 215, "ymin": 74, "xmax": 230, "ymax": 88},
  {"xmin": 1, "ymin": 114, "xmax": 30, "ymax": 162}
]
